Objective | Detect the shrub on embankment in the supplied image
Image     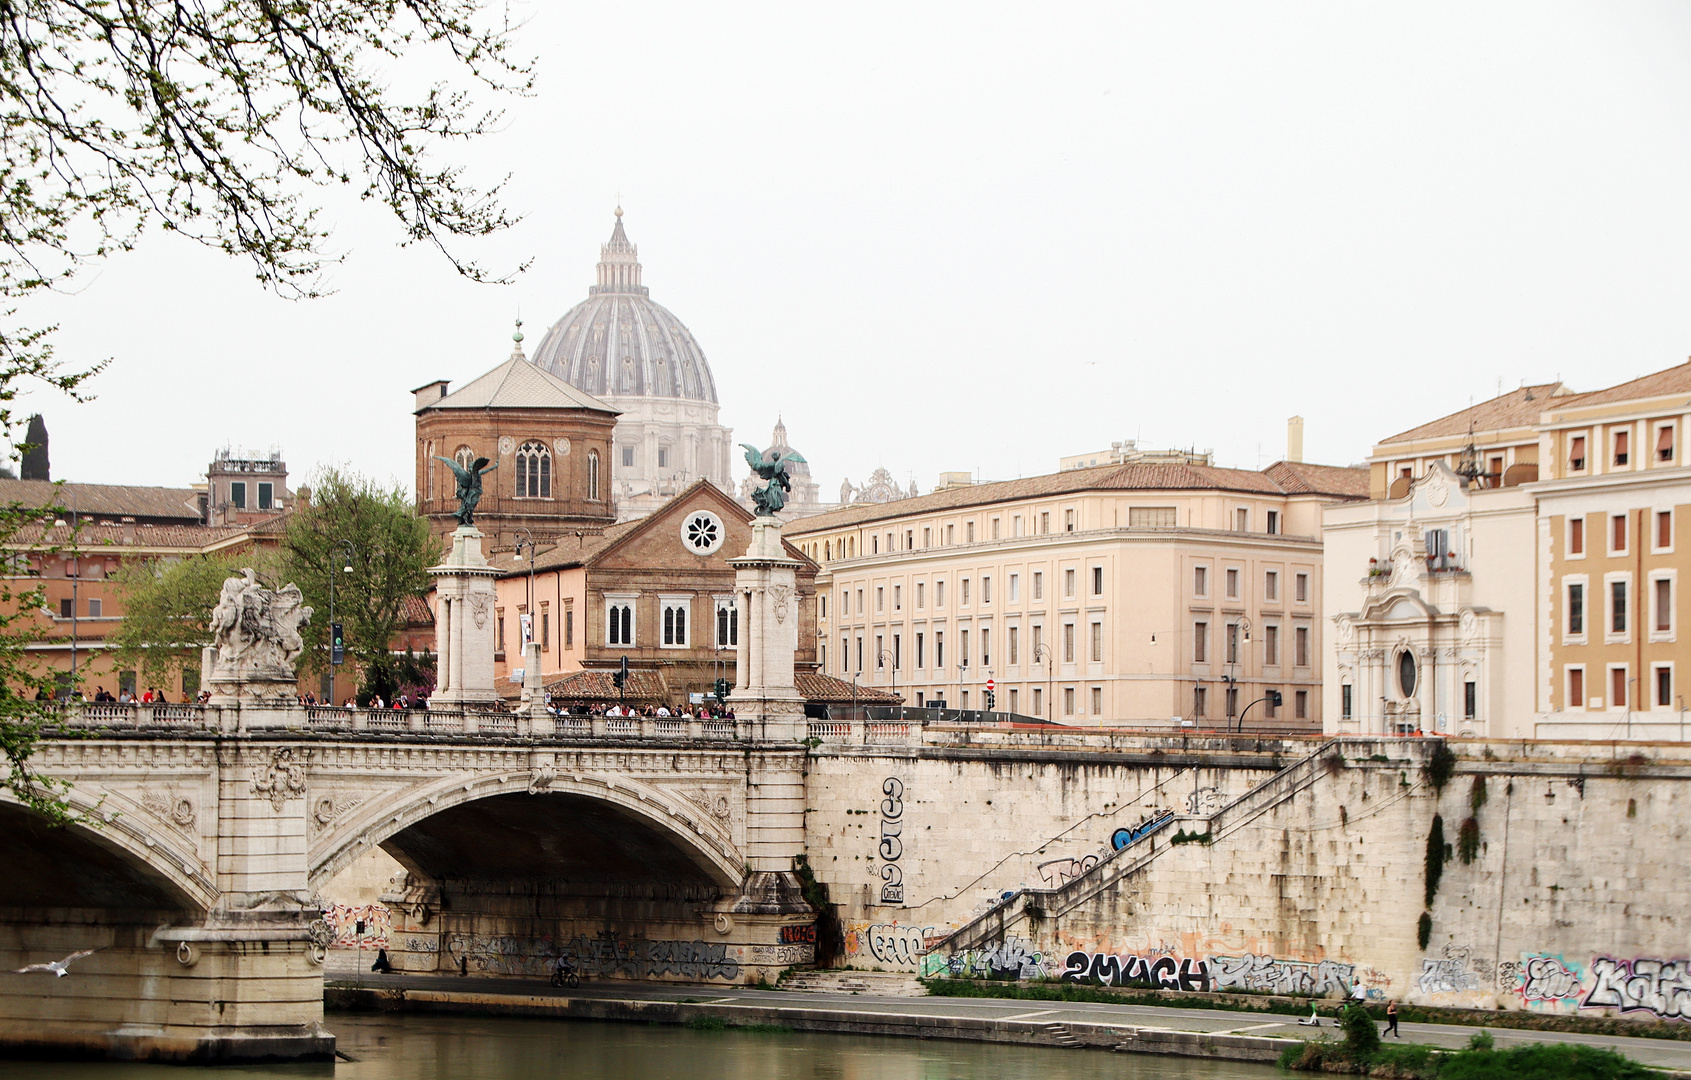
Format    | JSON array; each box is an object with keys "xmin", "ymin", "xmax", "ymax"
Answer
[
  {"xmin": 919, "ymin": 978, "xmax": 1691, "ymax": 1042},
  {"xmin": 1279, "ymin": 1023, "xmax": 1651, "ymax": 1079}
]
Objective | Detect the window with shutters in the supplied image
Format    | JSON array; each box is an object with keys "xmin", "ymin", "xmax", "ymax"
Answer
[
  {"xmin": 1569, "ymin": 434, "xmax": 1587, "ymax": 471},
  {"xmin": 606, "ymin": 601, "xmax": 634, "ymax": 646},
  {"xmin": 1659, "ymin": 424, "xmax": 1676, "ymax": 463},
  {"xmin": 1193, "ymin": 622, "xmax": 1208, "ymax": 664},
  {"xmin": 1567, "ymin": 667, "xmax": 1585, "ymax": 710},
  {"xmin": 661, "ymin": 600, "xmax": 689, "ymax": 647}
]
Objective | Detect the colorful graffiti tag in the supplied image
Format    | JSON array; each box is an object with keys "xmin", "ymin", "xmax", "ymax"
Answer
[
  {"xmin": 1516, "ymin": 955, "xmax": 1583, "ymax": 1004},
  {"xmin": 1582, "ymin": 957, "xmax": 1691, "ymax": 1020},
  {"xmin": 924, "ymin": 936, "xmax": 1049, "ymax": 980},
  {"xmin": 322, "ymin": 902, "xmax": 391, "ymax": 949}
]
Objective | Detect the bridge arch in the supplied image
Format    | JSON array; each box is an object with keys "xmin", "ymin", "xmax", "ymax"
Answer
[
  {"xmin": 309, "ymin": 771, "xmax": 745, "ymax": 894},
  {"xmin": 0, "ymin": 791, "xmax": 216, "ymax": 916}
]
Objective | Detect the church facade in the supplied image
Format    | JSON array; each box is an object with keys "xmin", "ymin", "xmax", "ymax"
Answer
[{"xmin": 530, "ymin": 210, "xmax": 736, "ymax": 520}]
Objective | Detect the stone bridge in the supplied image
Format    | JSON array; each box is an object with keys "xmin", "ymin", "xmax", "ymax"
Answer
[{"xmin": 0, "ymin": 701, "xmax": 819, "ymax": 1063}]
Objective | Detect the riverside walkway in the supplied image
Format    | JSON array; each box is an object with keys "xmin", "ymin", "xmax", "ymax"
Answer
[{"xmin": 324, "ymin": 965, "xmax": 1691, "ymax": 1073}]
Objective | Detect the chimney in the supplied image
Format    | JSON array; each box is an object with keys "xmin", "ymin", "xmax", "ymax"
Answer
[
  {"xmin": 1287, "ymin": 416, "xmax": 1305, "ymax": 463},
  {"xmin": 412, "ymin": 379, "xmax": 450, "ymax": 413}
]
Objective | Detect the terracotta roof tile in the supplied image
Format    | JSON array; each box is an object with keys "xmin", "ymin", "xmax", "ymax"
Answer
[
  {"xmin": 0, "ymin": 479, "xmax": 203, "ymax": 522},
  {"xmin": 795, "ymin": 671, "xmax": 902, "ymax": 704},
  {"xmin": 1377, "ymin": 383, "xmax": 1567, "ymax": 445},
  {"xmin": 1263, "ymin": 461, "xmax": 1370, "ymax": 499},
  {"xmin": 422, "ymin": 354, "xmax": 618, "ymax": 414},
  {"xmin": 542, "ymin": 668, "xmax": 668, "ymax": 701},
  {"xmin": 789, "ymin": 459, "xmax": 1362, "ymax": 535},
  {"xmin": 3, "ymin": 522, "xmax": 250, "ymax": 550},
  {"xmin": 1554, "ymin": 360, "xmax": 1691, "ymax": 409}
]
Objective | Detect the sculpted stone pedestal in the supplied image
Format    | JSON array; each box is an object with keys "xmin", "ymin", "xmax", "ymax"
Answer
[
  {"xmin": 727, "ymin": 516, "xmax": 811, "ymax": 916},
  {"xmin": 430, "ymin": 526, "xmax": 500, "ymax": 708}
]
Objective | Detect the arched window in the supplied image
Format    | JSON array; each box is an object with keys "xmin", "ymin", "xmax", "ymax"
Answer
[
  {"xmin": 587, "ymin": 450, "xmax": 601, "ymax": 501},
  {"xmin": 454, "ymin": 445, "xmax": 475, "ymax": 471},
  {"xmin": 515, "ymin": 441, "xmax": 552, "ymax": 498}
]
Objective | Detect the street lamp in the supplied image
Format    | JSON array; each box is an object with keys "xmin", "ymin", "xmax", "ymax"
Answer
[
  {"xmin": 874, "ymin": 648, "xmax": 895, "ymax": 719},
  {"xmin": 1032, "ymin": 641, "xmax": 1052, "ymax": 721},
  {"xmin": 328, "ymin": 541, "xmax": 354, "ymax": 707},
  {"xmin": 1224, "ymin": 617, "xmax": 1252, "ymax": 729},
  {"xmin": 514, "ymin": 530, "xmax": 538, "ymax": 681},
  {"xmin": 1234, "ymin": 690, "xmax": 1283, "ymax": 734}
]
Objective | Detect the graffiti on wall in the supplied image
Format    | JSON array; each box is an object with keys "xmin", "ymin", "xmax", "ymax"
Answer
[
  {"xmin": 843, "ymin": 921, "xmax": 935, "ymax": 969},
  {"xmin": 322, "ymin": 903, "xmax": 391, "ymax": 949},
  {"xmin": 923, "ymin": 936, "xmax": 1049, "ymax": 980},
  {"xmin": 1418, "ymin": 945, "xmax": 1487, "ymax": 997},
  {"xmin": 1036, "ymin": 854, "xmax": 1101, "ymax": 887},
  {"xmin": 878, "ymin": 777, "xmax": 905, "ymax": 904},
  {"xmin": 1063, "ymin": 950, "xmax": 1212, "ymax": 990},
  {"xmin": 1514, "ymin": 955, "xmax": 1583, "ymax": 1004},
  {"xmin": 780, "ymin": 924, "xmax": 817, "ymax": 946},
  {"xmin": 1211, "ymin": 954, "xmax": 1355, "ymax": 997},
  {"xmin": 445, "ymin": 930, "xmax": 742, "ymax": 981},
  {"xmin": 1185, "ymin": 787, "xmax": 1229, "ymax": 815},
  {"xmin": 1110, "ymin": 810, "xmax": 1175, "ymax": 851},
  {"xmin": 1582, "ymin": 957, "xmax": 1691, "ymax": 1020},
  {"xmin": 1035, "ymin": 811, "xmax": 1176, "ymax": 888}
]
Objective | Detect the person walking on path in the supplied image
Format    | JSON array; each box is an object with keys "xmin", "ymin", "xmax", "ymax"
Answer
[{"xmin": 1385, "ymin": 1000, "xmax": 1401, "ymax": 1038}]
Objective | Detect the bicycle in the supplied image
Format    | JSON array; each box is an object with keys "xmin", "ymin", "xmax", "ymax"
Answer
[{"xmin": 550, "ymin": 960, "xmax": 579, "ymax": 989}]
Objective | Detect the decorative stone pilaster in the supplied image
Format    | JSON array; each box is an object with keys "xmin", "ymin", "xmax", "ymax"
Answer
[
  {"xmin": 429, "ymin": 526, "xmax": 500, "ymax": 708},
  {"xmin": 726, "ymin": 517, "xmax": 811, "ymax": 915}
]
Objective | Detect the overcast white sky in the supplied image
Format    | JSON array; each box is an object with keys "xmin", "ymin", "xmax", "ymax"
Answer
[{"xmin": 23, "ymin": 3, "xmax": 1691, "ymax": 497}]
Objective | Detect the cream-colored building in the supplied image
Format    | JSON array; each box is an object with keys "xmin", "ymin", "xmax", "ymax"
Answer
[
  {"xmin": 786, "ymin": 459, "xmax": 1367, "ymax": 728},
  {"xmin": 1326, "ymin": 359, "xmax": 1691, "ymax": 740}
]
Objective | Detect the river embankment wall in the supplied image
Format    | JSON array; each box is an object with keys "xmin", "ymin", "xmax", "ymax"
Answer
[{"xmin": 805, "ymin": 732, "xmax": 1691, "ymax": 1023}]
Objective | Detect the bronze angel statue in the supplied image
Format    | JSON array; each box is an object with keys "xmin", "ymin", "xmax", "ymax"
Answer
[
  {"xmin": 435, "ymin": 455, "xmax": 498, "ymax": 527},
  {"xmin": 740, "ymin": 442, "xmax": 807, "ymax": 516}
]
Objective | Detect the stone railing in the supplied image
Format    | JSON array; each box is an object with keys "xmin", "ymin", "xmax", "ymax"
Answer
[{"xmin": 44, "ymin": 702, "xmax": 790, "ymax": 743}]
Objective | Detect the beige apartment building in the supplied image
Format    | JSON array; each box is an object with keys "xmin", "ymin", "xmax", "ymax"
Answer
[
  {"xmin": 1325, "ymin": 358, "xmax": 1691, "ymax": 741},
  {"xmin": 785, "ymin": 459, "xmax": 1367, "ymax": 727}
]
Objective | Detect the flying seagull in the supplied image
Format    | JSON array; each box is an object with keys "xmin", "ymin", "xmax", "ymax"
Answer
[{"xmin": 12, "ymin": 948, "xmax": 100, "ymax": 977}]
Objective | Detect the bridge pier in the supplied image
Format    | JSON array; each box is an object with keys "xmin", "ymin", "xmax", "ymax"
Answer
[{"xmin": 0, "ymin": 728, "xmax": 333, "ymax": 1063}]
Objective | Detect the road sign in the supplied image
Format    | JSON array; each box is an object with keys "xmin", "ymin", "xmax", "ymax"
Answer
[{"xmin": 986, "ymin": 678, "xmax": 995, "ymax": 693}]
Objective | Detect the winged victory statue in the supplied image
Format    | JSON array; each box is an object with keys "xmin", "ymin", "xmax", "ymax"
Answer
[
  {"xmin": 435, "ymin": 455, "xmax": 499, "ymax": 527},
  {"xmin": 740, "ymin": 442, "xmax": 807, "ymax": 516}
]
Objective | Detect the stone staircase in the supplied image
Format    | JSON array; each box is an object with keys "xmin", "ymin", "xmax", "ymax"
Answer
[
  {"xmin": 780, "ymin": 970, "xmax": 928, "ymax": 997},
  {"xmin": 931, "ymin": 738, "xmax": 1349, "ymax": 957},
  {"xmin": 1044, "ymin": 1022, "xmax": 1083, "ymax": 1048}
]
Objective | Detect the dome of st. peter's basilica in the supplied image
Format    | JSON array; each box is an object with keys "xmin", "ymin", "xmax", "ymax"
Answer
[{"xmin": 529, "ymin": 209, "xmax": 734, "ymax": 520}]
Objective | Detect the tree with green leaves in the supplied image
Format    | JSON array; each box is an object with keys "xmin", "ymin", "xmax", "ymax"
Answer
[
  {"xmin": 0, "ymin": 0, "xmax": 530, "ymax": 426},
  {"xmin": 283, "ymin": 469, "xmax": 440, "ymax": 703},
  {"xmin": 0, "ymin": 1, "xmax": 521, "ymax": 824},
  {"xmin": 109, "ymin": 549, "xmax": 279, "ymax": 689},
  {"xmin": 0, "ymin": 511, "xmax": 101, "ymax": 822}
]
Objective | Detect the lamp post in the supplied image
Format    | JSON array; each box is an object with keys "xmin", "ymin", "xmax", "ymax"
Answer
[
  {"xmin": 1032, "ymin": 641, "xmax": 1052, "ymax": 721},
  {"xmin": 874, "ymin": 649, "xmax": 895, "ymax": 720},
  {"xmin": 328, "ymin": 541, "xmax": 354, "ymax": 707},
  {"xmin": 1233, "ymin": 691, "xmax": 1283, "ymax": 734},
  {"xmin": 514, "ymin": 529, "xmax": 537, "ymax": 637},
  {"xmin": 1224, "ymin": 617, "xmax": 1252, "ymax": 729}
]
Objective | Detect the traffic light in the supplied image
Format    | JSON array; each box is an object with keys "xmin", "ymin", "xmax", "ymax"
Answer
[
  {"xmin": 984, "ymin": 690, "xmax": 996, "ymax": 710},
  {"xmin": 612, "ymin": 655, "xmax": 629, "ymax": 689},
  {"xmin": 330, "ymin": 623, "xmax": 344, "ymax": 666},
  {"xmin": 1268, "ymin": 690, "xmax": 1283, "ymax": 707},
  {"xmin": 714, "ymin": 677, "xmax": 729, "ymax": 703}
]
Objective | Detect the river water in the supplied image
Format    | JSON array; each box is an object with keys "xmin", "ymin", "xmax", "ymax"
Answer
[{"xmin": 0, "ymin": 1013, "xmax": 1284, "ymax": 1079}]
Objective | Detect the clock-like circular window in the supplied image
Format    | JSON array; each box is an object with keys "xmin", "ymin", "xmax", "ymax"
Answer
[{"xmin": 681, "ymin": 510, "xmax": 725, "ymax": 556}]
